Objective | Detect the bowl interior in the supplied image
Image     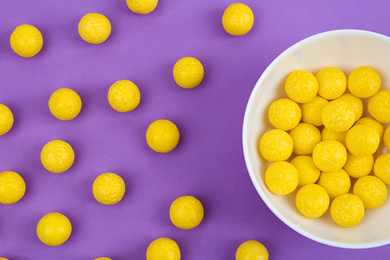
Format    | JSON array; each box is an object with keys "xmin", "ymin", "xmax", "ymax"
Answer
[{"xmin": 243, "ymin": 29, "xmax": 390, "ymax": 249}]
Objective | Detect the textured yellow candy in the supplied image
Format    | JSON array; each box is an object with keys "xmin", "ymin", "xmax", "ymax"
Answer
[
  {"xmin": 384, "ymin": 126, "xmax": 390, "ymax": 150},
  {"xmin": 268, "ymin": 98, "xmax": 301, "ymax": 131},
  {"xmin": 95, "ymin": 258, "xmax": 111, "ymax": 260},
  {"xmin": 330, "ymin": 194, "xmax": 364, "ymax": 227},
  {"xmin": 317, "ymin": 169, "xmax": 351, "ymax": 200},
  {"xmin": 170, "ymin": 196, "xmax": 204, "ymax": 230},
  {"xmin": 355, "ymin": 117, "xmax": 384, "ymax": 139},
  {"xmin": 374, "ymin": 153, "xmax": 390, "ymax": 185},
  {"xmin": 321, "ymin": 128, "xmax": 347, "ymax": 146},
  {"xmin": 127, "ymin": 0, "xmax": 158, "ymax": 14},
  {"xmin": 108, "ymin": 80, "xmax": 141, "ymax": 112},
  {"xmin": 316, "ymin": 67, "xmax": 347, "ymax": 100},
  {"xmin": 346, "ymin": 125, "xmax": 380, "ymax": 156},
  {"xmin": 285, "ymin": 70, "xmax": 318, "ymax": 103},
  {"xmin": 146, "ymin": 119, "xmax": 180, "ymax": 153},
  {"xmin": 290, "ymin": 155, "xmax": 320, "ymax": 187},
  {"xmin": 236, "ymin": 240, "xmax": 269, "ymax": 260},
  {"xmin": 222, "ymin": 3, "xmax": 254, "ymax": 36},
  {"xmin": 259, "ymin": 129, "xmax": 293, "ymax": 162},
  {"xmin": 343, "ymin": 152, "xmax": 373, "ymax": 179},
  {"xmin": 312, "ymin": 140, "xmax": 347, "ymax": 172},
  {"xmin": 353, "ymin": 176, "xmax": 387, "ymax": 209},
  {"xmin": 368, "ymin": 90, "xmax": 390, "ymax": 123},
  {"xmin": 300, "ymin": 95, "xmax": 329, "ymax": 127},
  {"xmin": 10, "ymin": 24, "xmax": 43, "ymax": 57},
  {"xmin": 146, "ymin": 238, "xmax": 181, "ymax": 260},
  {"xmin": 321, "ymin": 100, "xmax": 355, "ymax": 132},
  {"xmin": 0, "ymin": 171, "xmax": 26, "ymax": 204},
  {"xmin": 78, "ymin": 13, "xmax": 111, "ymax": 44},
  {"xmin": 0, "ymin": 104, "xmax": 14, "ymax": 135},
  {"xmin": 173, "ymin": 57, "xmax": 204, "ymax": 89},
  {"xmin": 40, "ymin": 140, "xmax": 75, "ymax": 173},
  {"xmin": 93, "ymin": 173, "xmax": 125, "ymax": 205},
  {"xmin": 36, "ymin": 212, "xmax": 72, "ymax": 246},
  {"xmin": 289, "ymin": 123, "xmax": 321, "ymax": 155},
  {"xmin": 295, "ymin": 184, "xmax": 329, "ymax": 218},
  {"xmin": 348, "ymin": 66, "xmax": 381, "ymax": 98},
  {"xmin": 49, "ymin": 88, "xmax": 82, "ymax": 120},
  {"xmin": 336, "ymin": 93, "xmax": 363, "ymax": 122},
  {"xmin": 265, "ymin": 161, "xmax": 298, "ymax": 195},
  {"xmin": 0, "ymin": 258, "xmax": 9, "ymax": 260}
]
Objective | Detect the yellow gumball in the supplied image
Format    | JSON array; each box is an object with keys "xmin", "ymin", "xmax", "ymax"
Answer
[
  {"xmin": 330, "ymin": 194, "xmax": 364, "ymax": 227},
  {"xmin": 374, "ymin": 153, "xmax": 390, "ymax": 185},
  {"xmin": 268, "ymin": 98, "xmax": 301, "ymax": 131},
  {"xmin": 108, "ymin": 80, "xmax": 141, "ymax": 112},
  {"xmin": 289, "ymin": 123, "xmax": 321, "ymax": 155},
  {"xmin": 384, "ymin": 126, "xmax": 390, "ymax": 150},
  {"xmin": 353, "ymin": 176, "xmax": 387, "ymax": 209},
  {"xmin": 321, "ymin": 100, "xmax": 355, "ymax": 132},
  {"xmin": 312, "ymin": 140, "xmax": 347, "ymax": 172},
  {"xmin": 368, "ymin": 90, "xmax": 390, "ymax": 123},
  {"xmin": 93, "ymin": 173, "xmax": 125, "ymax": 205},
  {"xmin": 265, "ymin": 161, "xmax": 298, "ymax": 195},
  {"xmin": 95, "ymin": 258, "xmax": 111, "ymax": 260},
  {"xmin": 290, "ymin": 155, "xmax": 320, "ymax": 187},
  {"xmin": 259, "ymin": 129, "xmax": 293, "ymax": 162},
  {"xmin": 317, "ymin": 169, "xmax": 351, "ymax": 200},
  {"xmin": 10, "ymin": 24, "xmax": 43, "ymax": 57},
  {"xmin": 295, "ymin": 184, "xmax": 329, "ymax": 218},
  {"xmin": 0, "ymin": 171, "xmax": 26, "ymax": 204},
  {"xmin": 0, "ymin": 258, "xmax": 9, "ymax": 260},
  {"xmin": 146, "ymin": 119, "xmax": 180, "ymax": 153},
  {"xmin": 49, "ymin": 88, "xmax": 82, "ymax": 120},
  {"xmin": 40, "ymin": 140, "xmax": 75, "ymax": 173},
  {"xmin": 321, "ymin": 128, "xmax": 347, "ymax": 147},
  {"xmin": 343, "ymin": 152, "xmax": 373, "ymax": 179},
  {"xmin": 316, "ymin": 67, "xmax": 347, "ymax": 100},
  {"xmin": 285, "ymin": 70, "xmax": 318, "ymax": 103},
  {"xmin": 336, "ymin": 93, "xmax": 363, "ymax": 122},
  {"xmin": 348, "ymin": 66, "xmax": 381, "ymax": 98},
  {"xmin": 346, "ymin": 125, "xmax": 380, "ymax": 156},
  {"xmin": 173, "ymin": 57, "xmax": 204, "ymax": 89},
  {"xmin": 78, "ymin": 13, "xmax": 111, "ymax": 44},
  {"xmin": 300, "ymin": 95, "xmax": 329, "ymax": 127},
  {"xmin": 146, "ymin": 238, "xmax": 180, "ymax": 260},
  {"xmin": 236, "ymin": 240, "xmax": 269, "ymax": 260},
  {"xmin": 36, "ymin": 212, "xmax": 72, "ymax": 246},
  {"xmin": 355, "ymin": 117, "xmax": 384, "ymax": 139},
  {"xmin": 222, "ymin": 3, "xmax": 254, "ymax": 36},
  {"xmin": 0, "ymin": 104, "xmax": 14, "ymax": 135},
  {"xmin": 127, "ymin": 0, "xmax": 158, "ymax": 14},
  {"xmin": 170, "ymin": 196, "xmax": 204, "ymax": 229}
]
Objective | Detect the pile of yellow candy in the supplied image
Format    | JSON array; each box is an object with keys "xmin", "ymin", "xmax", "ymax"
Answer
[{"xmin": 260, "ymin": 66, "xmax": 390, "ymax": 227}]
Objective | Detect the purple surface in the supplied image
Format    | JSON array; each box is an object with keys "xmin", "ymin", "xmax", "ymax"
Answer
[{"xmin": 0, "ymin": 0, "xmax": 390, "ymax": 259}]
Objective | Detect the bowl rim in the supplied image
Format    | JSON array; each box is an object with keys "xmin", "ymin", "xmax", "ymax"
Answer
[{"xmin": 242, "ymin": 29, "xmax": 390, "ymax": 249}]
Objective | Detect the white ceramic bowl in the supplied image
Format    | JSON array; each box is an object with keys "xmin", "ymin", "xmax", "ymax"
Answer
[{"xmin": 242, "ymin": 29, "xmax": 390, "ymax": 249}]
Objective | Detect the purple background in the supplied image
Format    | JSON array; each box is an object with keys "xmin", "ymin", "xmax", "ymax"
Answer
[{"xmin": 0, "ymin": 0, "xmax": 390, "ymax": 259}]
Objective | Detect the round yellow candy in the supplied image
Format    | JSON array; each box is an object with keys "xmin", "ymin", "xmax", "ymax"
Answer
[
  {"xmin": 353, "ymin": 176, "xmax": 387, "ymax": 209},
  {"xmin": 41, "ymin": 140, "xmax": 75, "ymax": 173},
  {"xmin": 108, "ymin": 80, "xmax": 141, "ymax": 112},
  {"xmin": 285, "ymin": 70, "xmax": 318, "ymax": 103},
  {"xmin": 93, "ymin": 173, "xmax": 125, "ymax": 205},
  {"xmin": 312, "ymin": 140, "xmax": 347, "ymax": 172},
  {"xmin": 300, "ymin": 95, "xmax": 329, "ymax": 127},
  {"xmin": 265, "ymin": 161, "xmax": 298, "ymax": 195},
  {"xmin": 10, "ymin": 24, "xmax": 43, "ymax": 58},
  {"xmin": 336, "ymin": 93, "xmax": 363, "ymax": 122},
  {"xmin": 317, "ymin": 169, "xmax": 351, "ymax": 200},
  {"xmin": 173, "ymin": 57, "xmax": 204, "ymax": 89},
  {"xmin": 0, "ymin": 104, "xmax": 14, "ymax": 135},
  {"xmin": 384, "ymin": 126, "xmax": 390, "ymax": 150},
  {"xmin": 146, "ymin": 119, "xmax": 180, "ymax": 153},
  {"xmin": 321, "ymin": 128, "xmax": 347, "ymax": 147},
  {"xmin": 289, "ymin": 123, "xmax": 321, "ymax": 155},
  {"xmin": 170, "ymin": 196, "xmax": 204, "ymax": 230},
  {"xmin": 295, "ymin": 184, "xmax": 329, "ymax": 218},
  {"xmin": 222, "ymin": 3, "xmax": 254, "ymax": 36},
  {"xmin": 316, "ymin": 67, "xmax": 347, "ymax": 100},
  {"xmin": 321, "ymin": 100, "xmax": 355, "ymax": 132},
  {"xmin": 343, "ymin": 152, "xmax": 373, "ymax": 179},
  {"xmin": 127, "ymin": 0, "xmax": 158, "ymax": 14},
  {"xmin": 368, "ymin": 90, "xmax": 390, "ymax": 123},
  {"xmin": 268, "ymin": 98, "xmax": 301, "ymax": 131},
  {"xmin": 346, "ymin": 125, "xmax": 380, "ymax": 156},
  {"xmin": 330, "ymin": 193, "xmax": 364, "ymax": 227},
  {"xmin": 259, "ymin": 129, "xmax": 293, "ymax": 162},
  {"xmin": 355, "ymin": 117, "xmax": 384, "ymax": 139},
  {"xmin": 95, "ymin": 258, "xmax": 111, "ymax": 260},
  {"xmin": 290, "ymin": 155, "xmax": 320, "ymax": 187},
  {"xmin": 146, "ymin": 238, "xmax": 180, "ymax": 260},
  {"xmin": 0, "ymin": 258, "xmax": 9, "ymax": 260},
  {"xmin": 0, "ymin": 171, "xmax": 26, "ymax": 204},
  {"xmin": 49, "ymin": 88, "xmax": 82, "ymax": 120},
  {"xmin": 348, "ymin": 66, "xmax": 381, "ymax": 98},
  {"xmin": 236, "ymin": 240, "xmax": 269, "ymax": 260},
  {"xmin": 36, "ymin": 212, "xmax": 72, "ymax": 246},
  {"xmin": 374, "ymin": 153, "xmax": 390, "ymax": 185},
  {"xmin": 78, "ymin": 13, "xmax": 111, "ymax": 44}
]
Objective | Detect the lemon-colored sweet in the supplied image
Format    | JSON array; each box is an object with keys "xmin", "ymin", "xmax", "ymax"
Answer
[
  {"xmin": 374, "ymin": 153, "xmax": 390, "ymax": 185},
  {"xmin": 0, "ymin": 104, "xmax": 14, "ymax": 135},
  {"xmin": 368, "ymin": 90, "xmax": 390, "ymax": 123},
  {"xmin": 0, "ymin": 171, "xmax": 26, "ymax": 204},
  {"xmin": 268, "ymin": 98, "xmax": 301, "ymax": 131},
  {"xmin": 316, "ymin": 67, "xmax": 347, "ymax": 100},
  {"xmin": 321, "ymin": 100, "xmax": 355, "ymax": 132},
  {"xmin": 285, "ymin": 70, "xmax": 318, "ymax": 103},
  {"xmin": 95, "ymin": 258, "xmax": 111, "ymax": 260},
  {"xmin": 265, "ymin": 161, "xmax": 298, "ymax": 195},
  {"xmin": 289, "ymin": 123, "xmax": 321, "ymax": 155},
  {"xmin": 295, "ymin": 184, "xmax": 329, "ymax": 218},
  {"xmin": 300, "ymin": 96, "xmax": 329, "ymax": 127},
  {"xmin": 312, "ymin": 140, "xmax": 347, "ymax": 172},
  {"xmin": 346, "ymin": 125, "xmax": 380, "ymax": 156},
  {"xmin": 93, "ymin": 173, "xmax": 125, "ymax": 205},
  {"xmin": 78, "ymin": 13, "xmax": 111, "ymax": 44},
  {"xmin": 355, "ymin": 117, "xmax": 384, "ymax": 139},
  {"xmin": 344, "ymin": 152, "xmax": 373, "ymax": 179},
  {"xmin": 384, "ymin": 126, "xmax": 390, "ymax": 150},
  {"xmin": 321, "ymin": 128, "xmax": 347, "ymax": 146},
  {"xmin": 348, "ymin": 66, "xmax": 381, "ymax": 98},
  {"xmin": 330, "ymin": 194, "xmax": 364, "ymax": 227},
  {"xmin": 108, "ymin": 80, "xmax": 141, "ymax": 112},
  {"xmin": 173, "ymin": 57, "xmax": 204, "ymax": 89},
  {"xmin": 0, "ymin": 258, "xmax": 9, "ymax": 260},
  {"xmin": 236, "ymin": 240, "xmax": 269, "ymax": 260},
  {"xmin": 170, "ymin": 196, "xmax": 204, "ymax": 230},
  {"xmin": 146, "ymin": 238, "xmax": 181, "ymax": 260},
  {"xmin": 317, "ymin": 169, "xmax": 351, "ymax": 200},
  {"xmin": 336, "ymin": 93, "xmax": 363, "ymax": 122},
  {"xmin": 36, "ymin": 212, "xmax": 72, "ymax": 246},
  {"xmin": 10, "ymin": 24, "xmax": 43, "ymax": 57},
  {"xmin": 49, "ymin": 88, "xmax": 82, "ymax": 120},
  {"xmin": 222, "ymin": 3, "xmax": 254, "ymax": 36},
  {"xmin": 353, "ymin": 176, "xmax": 387, "ymax": 209},
  {"xmin": 146, "ymin": 119, "xmax": 180, "ymax": 153},
  {"xmin": 290, "ymin": 155, "xmax": 320, "ymax": 187},
  {"xmin": 40, "ymin": 140, "xmax": 75, "ymax": 173},
  {"xmin": 259, "ymin": 129, "xmax": 293, "ymax": 162},
  {"xmin": 127, "ymin": 0, "xmax": 158, "ymax": 14}
]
